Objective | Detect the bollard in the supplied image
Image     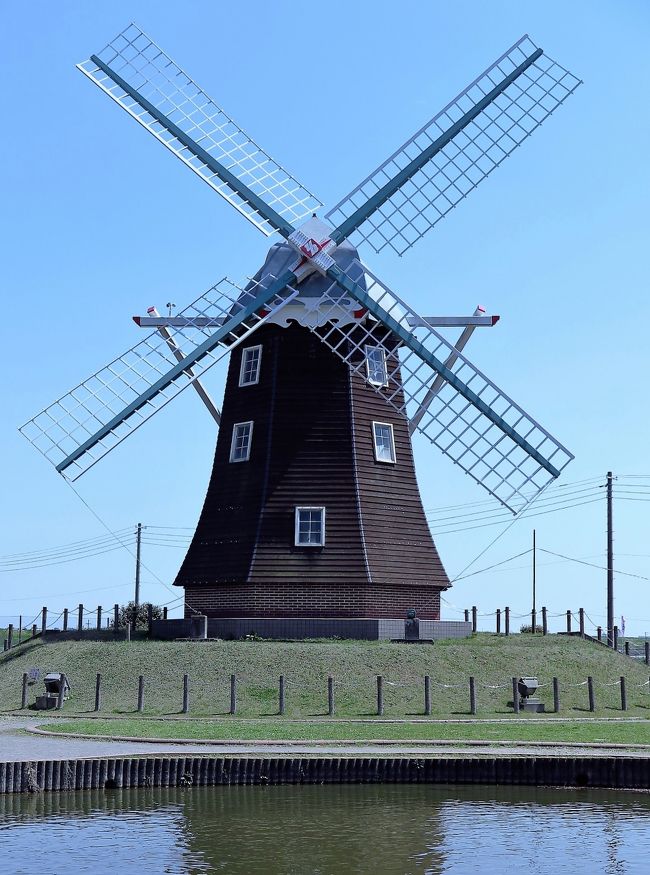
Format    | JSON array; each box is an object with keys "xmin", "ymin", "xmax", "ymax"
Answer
[
  {"xmin": 424, "ymin": 675, "xmax": 431, "ymax": 716},
  {"xmin": 31, "ymin": 624, "xmax": 37, "ymax": 639},
  {"xmin": 77, "ymin": 604, "xmax": 84, "ymax": 633},
  {"xmin": 614, "ymin": 626, "xmax": 619, "ymax": 652},
  {"xmin": 512, "ymin": 677, "xmax": 519, "ymax": 714},
  {"xmin": 7, "ymin": 624, "xmax": 13, "ymax": 650},
  {"xmin": 464, "ymin": 609, "xmax": 469, "ymax": 623},
  {"xmin": 377, "ymin": 675, "xmax": 384, "ymax": 716},
  {"xmin": 41, "ymin": 607, "xmax": 47, "ymax": 634},
  {"xmin": 469, "ymin": 676, "xmax": 476, "ymax": 715},
  {"xmin": 21, "ymin": 673, "xmax": 28, "ymax": 709},
  {"xmin": 56, "ymin": 674, "xmax": 67, "ymax": 710},
  {"xmin": 94, "ymin": 673, "xmax": 102, "ymax": 712},
  {"xmin": 620, "ymin": 676, "xmax": 627, "ymax": 711},
  {"xmin": 542, "ymin": 606, "xmax": 548, "ymax": 636},
  {"xmin": 597, "ymin": 626, "xmax": 602, "ymax": 642},
  {"xmin": 279, "ymin": 675, "xmax": 285, "ymax": 715},
  {"xmin": 163, "ymin": 606, "xmax": 168, "ymax": 620},
  {"xmin": 505, "ymin": 607, "xmax": 510, "ymax": 636},
  {"xmin": 114, "ymin": 604, "xmax": 119, "ymax": 633},
  {"xmin": 566, "ymin": 610, "xmax": 572, "ymax": 633},
  {"xmin": 147, "ymin": 604, "xmax": 154, "ymax": 635},
  {"xmin": 182, "ymin": 674, "xmax": 189, "ymax": 714},
  {"xmin": 496, "ymin": 609, "xmax": 501, "ymax": 634},
  {"xmin": 588, "ymin": 676, "xmax": 595, "ymax": 712},
  {"xmin": 230, "ymin": 674, "xmax": 237, "ymax": 715},
  {"xmin": 471, "ymin": 606, "xmax": 477, "ymax": 633},
  {"xmin": 553, "ymin": 677, "xmax": 560, "ymax": 713},
  {"xmin": 328, "ymin": 676, "xmax": 334, "ymax": 716},
  {"xmin": 579, "ymin": 608, "xmax": 585, "ymax": 637},
  {"xmin": 63, "ymin": 609, "xmax": 69, "ymax": 632},
  {"xmin": 96, "ymin": 606, "xmax": 102, "ymax": 631},
  {"xmin": 625, "ymin": 641, "xmax": 630, "ymax": 657},
  {"xmin": 646, "ymin": 642, "xmax": 649, "ymax": 666},
  {"xmin": 138, "ymin": 675, "xmax": 145, "ymax": 713},
  {"xmin": 531, "ymin": 609, "xmax": 537, "ymax": 633}
]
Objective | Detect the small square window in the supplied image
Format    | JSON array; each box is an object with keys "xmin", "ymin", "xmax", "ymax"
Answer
[
  {"xmin": 239, "ymin": 345, "xmax": 262, "ymax": 387},
  {"xmin": 365, "ymin": 345, "xmax": 388, "ymax": 387},
  {"xmin": 295, "ymin": 507, "xmax": 325, "ymax": 546},
  {"xmin": 229, "ymin": 421, "xmax": 253, "ymax": 462},
  {"xmin": 372, "ymin": 422, "xmax": 396, "ymax": 464}
]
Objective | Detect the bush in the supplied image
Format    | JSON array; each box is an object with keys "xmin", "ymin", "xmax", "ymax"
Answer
[
  {"xmin": 117, "ymin": 601, "xmax": 163, "ymax": 630},
  {"xmin": 520, "ymin": 624, "xmax": 544, "ymax": 634}
]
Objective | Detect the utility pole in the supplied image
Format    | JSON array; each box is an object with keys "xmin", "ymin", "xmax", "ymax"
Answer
[
  {"xmin": 532, "ymin": 529, "xmax": 536, "ymax": 632},
  {"xmin": 607, "ymin": 472, "xmax": 614, "ymax": 648},
  {"xmin": 134, "ymin": 522, "xmax": 142, "ymax": 610}
]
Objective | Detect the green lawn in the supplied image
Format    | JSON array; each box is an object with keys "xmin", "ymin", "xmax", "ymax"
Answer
[
  {"xmin": 41, "ymin": 716, "xmax": 650, "ymax": 745},
  {"xmin": 2, "ymin": 634, "xmax": 650, "ymax": 719}
]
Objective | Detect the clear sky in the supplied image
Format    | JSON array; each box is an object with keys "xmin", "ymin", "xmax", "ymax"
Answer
[{"xmin": 2, "ymin": 1, "xmax": 649, "ymax": 634}]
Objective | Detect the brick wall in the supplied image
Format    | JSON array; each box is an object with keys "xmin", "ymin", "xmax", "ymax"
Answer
[{"xmin": 184, "ymin": 583, "xmax": 441, "ymax": 619}]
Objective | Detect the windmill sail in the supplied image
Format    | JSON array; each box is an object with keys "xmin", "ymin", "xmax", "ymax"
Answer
[
  {"xmin": 326, "ymin": 35, "xmax": 581, "ymax": 256},
  {"xmin": 19, "ymin": 274, "xmax": 298, "ymax": 480},
  {"xmin": 77, "ymin": 23, "xmax": 321, "ymax": 237},
  {"xmin": 307, "ymin": 260, "xmax": 573, "ymax": 512}
]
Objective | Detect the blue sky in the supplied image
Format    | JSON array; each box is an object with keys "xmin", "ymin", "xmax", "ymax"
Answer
[{"xmin": 2, "ymin": 1, "xmax": 649, "ymax": 634}]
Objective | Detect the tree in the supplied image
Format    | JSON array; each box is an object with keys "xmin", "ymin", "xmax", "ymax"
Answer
[{"xmin": 117, "ymin": 601, "xmax": 163, "ymax": 630}]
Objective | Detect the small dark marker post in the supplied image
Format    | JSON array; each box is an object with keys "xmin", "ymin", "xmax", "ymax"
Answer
[
  {"xmin": 566, "ymin": 610, "xmax": 572, "ymax": 633},
  {"xmin": 94, "ymin": 673, "xmax": 102, "ymax": 712},
  {"xmin": 230, "ymin": 674, "xmax": 237, "ymax": 715},
  {"xmin": 41, "ymin": 607, "xmax": 47, "ymax": 635},
  {"xmin": 327, "ymin": 676, "xmax": 334, "ymax": 716},
  {"xmin": 279, "ymin": 675, "xmax": 285, "ymax": 715},
  {"xmin": 21, "ymin": 673, "xmax": 28, "ymax": 709},
  {"xmin": 424, "ymin": 675, "xmax": 431, "ymax": 716},
  {"xmin": 505, "ymin": 607, "xmax": 510, "ymax": 636},
  {"xmin": 182, "ymin": 674, "xmax": 189, "ymax": 714},
  {"xmin": 31, "ymin": 624, "xmax": 37, "ymax": 639},
  {"xmin": 553, "ymin": 677, "xmax": 560, "ymax": 713},
  {"xmin": 63, "ymin": 608, "xmax": 69, "ymax": 632},
  {"xmin": 597, "ymin": 626, "xmax": 602, "ymax": 642},
  {"xmin": 588, "ymin": 676, "xmax": 595, "ymax": 712},
  {"xmin": 138, "ymin": 675, "xmax": 145, "ymax": 713},
  {"xmin": 464, "ymin": 609, "xmax": 469, "ymax": 623},
  {"xmin": 496, "ymin": 609, "xmax": 501, "ymax": 634},
  {"xmin": 377, "ymin": 676, "xmax": 384, "ymax": 716},
  {"xmin": 625, "ymin": 641, "xmax": 630, "ymax": 656},
  {"xmin": 471, "ymin": 606, "xmax": 477, "ymax": 633},
  {"xmin": 163, "ymin": 606, "xmax": 168, "ymax": 620},
  {"xmin": 77, "ymin": 604, "xmax": 83, "ymax": 633},
  {"xmin": 542, "ymin": 606, "xmax": 548, "ymax": 636},
  {"xmin": 469, "ymin": 676, "xmax": 477, "ymax": 715},
  {"xmin": 579, "ymin": 608, "xmax": 585, "ymax": 637},
  {"xmin": 114, "ymin": 604, "xmax": 119, "ymax": 633},
  {"xmin": 512, "ymin": 677, "xmax": 519, "ymax": 714},
  {"xmin": 96, "ymin": 606, "xmax": 102, "ymax": 631},
  {"xmin": 620, "ymin": 676, "xmax": 627, "ymax": 711}
]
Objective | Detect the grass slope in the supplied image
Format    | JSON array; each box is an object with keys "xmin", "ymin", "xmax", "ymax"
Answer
[{"xmin": 2, "ymin": 634, "xmax": 650, "ymax": 721}]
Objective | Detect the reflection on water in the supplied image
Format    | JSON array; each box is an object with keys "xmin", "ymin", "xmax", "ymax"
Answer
[{"xmin": 1, "ymin": 783, "xmax": 649, "ymax": 874}]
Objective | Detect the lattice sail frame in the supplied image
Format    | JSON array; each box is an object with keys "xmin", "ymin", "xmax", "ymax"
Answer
[
  {"xmin": 307, "ymin": 261, "xmax": 573, "ymax": 512},
  {"xmin": 326, "ymin": 35, "xmax": 582, "ymax": 256},
  {"xmin": 77, "ymin": 23, "xmax": 321, "ymax": 236},
  {"xmin": 19, "ymin": 277, "xmax": 298, "ymax": 481}
]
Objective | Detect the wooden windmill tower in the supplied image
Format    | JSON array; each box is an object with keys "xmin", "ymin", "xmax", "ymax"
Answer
[{"xmin": 21, "ymin": 26, "xmax": 581, "ymax": 633}]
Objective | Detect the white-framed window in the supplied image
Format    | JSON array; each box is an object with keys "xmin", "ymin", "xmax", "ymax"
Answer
[
  {"xmin": 365, "ymin": 344, "xmax": 388, "ymax": 387},
  {"xmin": 239, "ymin": 344, "xmax": 262, "ymax": 387},
  {"xmin": 229, "ymin": 421, "xmax": 253, "ymax": 462},
  {"xmin": 294, "ymin": 506, "xmax": 326, "ymax": 547},
  {"xmin": 372, "ymin": 421, "xmax": 396, "ymax": 464}
]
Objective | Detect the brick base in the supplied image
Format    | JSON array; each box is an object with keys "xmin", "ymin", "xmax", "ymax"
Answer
[{"xmin": 183, "ymin": 583, "xmax": 442, "ymax": 620}]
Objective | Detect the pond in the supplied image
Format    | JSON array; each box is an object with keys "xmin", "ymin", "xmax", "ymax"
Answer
[{"xmin": 1, "ymin": 783, "xmax": 648, "ymax": 873}]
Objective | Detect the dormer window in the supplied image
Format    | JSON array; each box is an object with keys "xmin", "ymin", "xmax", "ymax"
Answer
[
  {"xmin": 365, "ymin": 345, "xmax": 388, "ymax": 387},
  {"xmin": 239, "ymin": 345, "xmax": 262, "ymax": 387}
]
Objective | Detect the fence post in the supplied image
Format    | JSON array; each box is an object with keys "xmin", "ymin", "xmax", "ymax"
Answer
[
  {"xmin": 620, "ymin": 676, "xmax": 627, "ymax": 711},
  {"xmin": 597, "ymin": 626, "xmax": 602, "ymax": 642},
  {"xmin": 512, "ymin": 677, "xmax": 519, "ymax": 714},
  {"xmin": 614, "ymin": 626, "xmax": 619, "ymax": 652},
  {"xmin": 230, "ymin": 674, "xmax": 237, "ymax": 715},
  {"xmin": 469, "ymin": 676, "xmax": 477, "ymax": 715},
  {"xmin": 579, "ymin": 608, "xmax": 585, "ymax": 637},
  {"xmin": 505, "ymin": 607, "xmax": 510, "ymax": 636},
  {"xmin": 588, "ymin": 676, "xmax": 595, "ymax": 712},
  {"xmin": 31, "ymin": 624, "xmax": 37, "ymax": 639},
  {"xmin": 63, "ymin": 609, "xmax": 69, "ymax": 632},
  {"xmin": 7, "ymin": 624, "xmax": 13, "ymax": 650},
  {"xmin": 625, "ymin": 641, "xmax": 630, "ymax": 656},
  {"xmin": 147, "ymin": 604, "xmax": 154, "ymax": 636},
  {"xmin": 182, "ymin": 674, "xmax": 189, "ymax": 714},
  {"xmin": 424, "ymin": 675, "xmax": 431, "ymax": 716},
  {"xmin": 464, "ymin": 609, "xmax": 469, "ymax": 623},
  {"xmin": 2, "ymin": 640, "xmax": 6, "ymax": 652},
  {"xmin": 646, "ymin": 642, "xmax": 649, "ymax": 666},
  {"xmin": 21, "ymin": 673, "xmax": 28, "ymax": 709},
  {"xmin": 163, "ymin": 607, "xmax": 168, "ymax": 620},
  {"xmin": 279, "ymin": 675, "xmax": 285, "ymax": 715},
  {"xmin": 113, "ymin": 604, "xmax": 119, "ymax": 633},
  {"xmin": 96, "ymin": 606, "xmax": 102, "ymax": 631},
  {"xmin": 566, "ymin": 611, "xmax": 571, "ymax": 633},
  {"xmin": 18, "ymin": 616, "xmax": 22, "ymax": 646},
  {"xmin": 542, "ymin": 607, "xmax": 548, "ymax": 636},
  {"xmin": 41, "ymin": 607, "xmax": 47, "ymax": 634},
  {"xmin": 328, "ymin": 676, "xmax": 334, "ymax": 716},
  {"xmin": 496, "ymin": 609, "xmax": 501, "ymax": 634},
  {"xmin": 77, "ymin": 604, "xmax": 83, "ymax": 633},
  {"xmin": 553, "ymin": 677, "xmax": 560, "ymax": 713},
  {"xmin": 531, "ymin": 608, "xmax": 537, "ymax": 633},
  {"xmin": 138, "ymin": 675, "xmax": 145, "ymax": 713},
  {"xmin": 94, "ymin": 673, "xmax": 102, "ymax": 712},
  {"xmin": 377, "ymin": 676, "xmax": 384, "ymax": 716},
  {"xmin": 471, "ymin": 606, "xmax": 477, "ymax": 633}
]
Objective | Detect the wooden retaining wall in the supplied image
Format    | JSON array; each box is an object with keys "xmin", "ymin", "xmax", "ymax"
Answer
[{"xmin": 1, "ymin": 755, "xmax": 649, "ymax": 794}]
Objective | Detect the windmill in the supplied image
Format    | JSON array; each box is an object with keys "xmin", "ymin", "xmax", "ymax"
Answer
[{"xmin": 20, "ymin": 25, "xmax": 581, "ymax": 630}]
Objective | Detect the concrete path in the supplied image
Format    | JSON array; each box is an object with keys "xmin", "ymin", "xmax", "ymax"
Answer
[{"xmin": 2, "ymin": 716, "xmax": 650, "ymax": 761}]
